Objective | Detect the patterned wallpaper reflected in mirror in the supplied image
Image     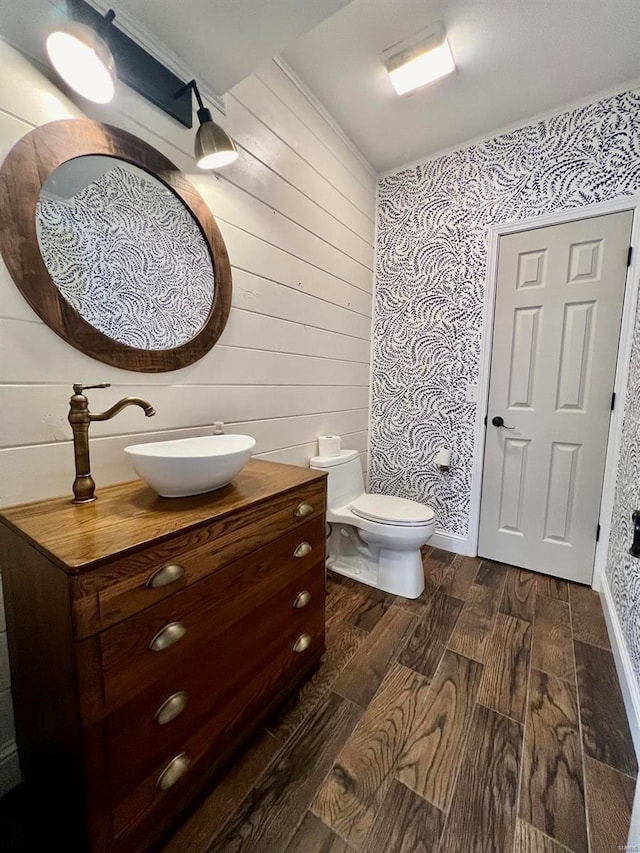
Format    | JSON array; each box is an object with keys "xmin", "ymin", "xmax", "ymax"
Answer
[
  {"xmin": 37, "ymin": 157, "xmax": 215, "ymax": 351},
  {"xmin": 0, "ymin": 119, "xmax": 232, "ymax": 372}
]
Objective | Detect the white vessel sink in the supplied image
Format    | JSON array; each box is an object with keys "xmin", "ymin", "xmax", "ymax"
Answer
[{"xmin": 124, "ymin": 434, "xmax": 256, "ymax": 498}]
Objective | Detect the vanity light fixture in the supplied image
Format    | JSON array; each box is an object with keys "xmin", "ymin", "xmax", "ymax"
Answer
[
  {"xmin": 45, "ymin": 2, "xmax": 237, "ymax": 168},
  {"xmin": 383, "ymin": 22, "xmax": 455, "ymax": 96},
  {"xmin": 46, "ymin": 0, "xmax": 195, "ymax": 128},
  {"xmin": 177, "ymin": 80, "xmax": 238, "ymax": 169},
  {"xmin": 46, "ymin": 8, "xmax": 117, "ymax": 103}
]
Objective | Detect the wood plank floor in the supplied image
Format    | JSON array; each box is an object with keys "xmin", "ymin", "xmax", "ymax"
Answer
[
  {"xmin": 2, "ymin": 550, "xmax": 634, "ymax": 852},
  {"xmin": 157, "ymin": 549, "xmax": 637, "ymax": 853}
]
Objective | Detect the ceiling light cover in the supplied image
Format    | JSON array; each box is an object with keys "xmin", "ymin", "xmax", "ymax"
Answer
[
  {"xmin": 383, "ymin": 23, "xmax": 455, "ymax": 96},
  {"xmin": 46, "ymin": 19, "xmax": 116, "ymax": 104}
]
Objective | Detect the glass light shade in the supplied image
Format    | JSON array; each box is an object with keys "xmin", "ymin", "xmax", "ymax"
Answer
[
  {"xmin": 46, "ymin": 23, "xmax": 116, "ymax": 104},
  {"xmin": 387, "ymin": 38, "xmax": 455, "ymax": 95},
  {"xmin": 195, "ymin": 120, "xmax": 238, "ymax": 169}
]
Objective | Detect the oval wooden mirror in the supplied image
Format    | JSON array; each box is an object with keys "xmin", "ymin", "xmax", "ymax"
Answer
[{"xmin": 0, "ymin": 119, "xmax": 232, "ymax": 372}]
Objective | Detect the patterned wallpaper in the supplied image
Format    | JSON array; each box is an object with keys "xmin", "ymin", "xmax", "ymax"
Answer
[
  {"xmin": 372, "ymin": 90, "xmax": 640, "ymax": 538},
  {"xmin": 372, "ymin": 89, "xmax": 640, "ymax": 684},
  {"xmin": 37, "ymin": 164, "xmax": 215, "ymax": 350},
  {"xmin": 607, "ymin": 313, "xmax": 640, "ymax": 681}
]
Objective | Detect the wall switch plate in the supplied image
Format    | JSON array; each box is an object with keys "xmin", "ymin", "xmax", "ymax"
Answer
[{"xmin": 465, "ymin": 384, "xmax": 479, "ymax": 403}]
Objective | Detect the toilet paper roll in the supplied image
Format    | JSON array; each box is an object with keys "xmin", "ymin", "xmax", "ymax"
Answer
[
  {"xmin": 435, "ymin": 448, "xmax": 451, "ymax": 469},
  {"xmin": 318, "ymin": 435, "xmax": 341, "ymax": 457}
]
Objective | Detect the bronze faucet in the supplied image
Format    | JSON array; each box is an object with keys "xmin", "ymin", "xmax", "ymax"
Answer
[{"xmin": 68, "ymin": 383, "xmax": 156, "ymax": 503}]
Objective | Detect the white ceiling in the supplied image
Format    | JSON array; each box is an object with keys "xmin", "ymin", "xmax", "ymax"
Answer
[
  {"xmin": 94, "ymin": 0, "xmax": 353, "ymax": 95},
  {"xmin": 282, "ymin": 0, "xmax": 640, "ymax": 172},
  {"xmin": 1, "ymin": 0, "xmax": 639, "ymax": 174},
  {"xmin": 0, "ymin": 0, "xmax": 352, "ymax": 104}
]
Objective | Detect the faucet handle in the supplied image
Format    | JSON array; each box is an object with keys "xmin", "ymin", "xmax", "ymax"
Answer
[{"xmin": 72, "ymin": 382, "xmax": 111, "ymax": 395}]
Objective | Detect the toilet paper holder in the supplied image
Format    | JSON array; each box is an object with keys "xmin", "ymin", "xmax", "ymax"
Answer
[{"xmin": 435, "ymin": 448, "xmax": 451, "ymax": 472}]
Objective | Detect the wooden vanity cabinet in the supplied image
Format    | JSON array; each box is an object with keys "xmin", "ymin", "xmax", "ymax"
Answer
[{"xmin": 0, "ymin": 459, "xmax": 327, "ymax": 852}]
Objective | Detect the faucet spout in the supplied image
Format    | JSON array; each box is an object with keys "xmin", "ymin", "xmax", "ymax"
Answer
[
  {"xmin": 90, "ymin": 397, "xmax": 156, "ymax": 421},
  {"xmin": 68, "ymin": 385, "xmax": 156, "ymax": 503}
]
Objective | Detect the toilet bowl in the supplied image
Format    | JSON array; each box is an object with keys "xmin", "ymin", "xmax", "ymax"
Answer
[{"xmin": 310, "ymin": 449, "xmax": 435, "ymax": 599}]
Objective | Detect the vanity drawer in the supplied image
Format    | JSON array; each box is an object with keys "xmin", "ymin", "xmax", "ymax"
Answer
[
  {"xmin": 0, "ymin": 460, "xmax": 328, "ymax": 853},
  {"xmin": 106, "ymin": 563, "xmax": 325, "ymax": 802},
  {"xmin": 71, "ymin": 479, "xmax": 325, "ymax": 638},
  {"xmin": 100, "ymin": 516, "xmax": 325, "ymax": 711},
  {"xmin": 112, "ymin": 611, "xmax": 324, "ymax": 840}
]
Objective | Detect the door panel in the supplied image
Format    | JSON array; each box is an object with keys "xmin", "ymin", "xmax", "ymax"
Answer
[
  {"xmin": 498, "ymin": 438, "xmax": 530, "ymax": 534},
  {"xmin": 478, "ymin": 211, "xmax": 632, "ymax": 583},
  {"xmin": 555, "ymin": 301, "xmax": 596, "ymax": 411},
  {"xmin": 509, "ymin": 306, "xmax": 542, "ymax": 408},
  {"xmin": 516, "ymin": 249, "xmax": 546, "ymax": 289},
  {"xmin": 543, "ymin": 442, "xmax": 580, "ymax": 543}
]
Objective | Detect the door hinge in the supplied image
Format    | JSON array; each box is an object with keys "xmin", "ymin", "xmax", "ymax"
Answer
[
  {"xmin": 484, "ymin": 415, "xmax": 487, "ymax": 426},
  {"xmin": 628, "ymin": 246, "xmax": 633, "ymax": 267},
  {"xmin": 611, "ymin": 392, "xmax": 616, "ymax": 411},
  {"xmin": 596, "ymin": 523, "xmax": 601, "ymax": 542}
]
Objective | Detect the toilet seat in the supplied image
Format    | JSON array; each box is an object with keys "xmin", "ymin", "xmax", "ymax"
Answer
[{"xmin": 350, "ymin": 493, "xmax": 435, "ymax": 527}]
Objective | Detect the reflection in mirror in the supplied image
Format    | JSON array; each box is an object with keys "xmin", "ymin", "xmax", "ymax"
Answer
[
  {"xmin": 36, "ymin": 156, "xmax": 215, "ymax": 350},
  {"xmin": 0, "ymin": 118, "xmax": 232, "ymax": 372}
]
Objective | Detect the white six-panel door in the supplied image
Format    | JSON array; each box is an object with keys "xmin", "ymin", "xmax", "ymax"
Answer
[{"xmin": 478, "ymin": 211, "xmax": 632, "ymax": 583}]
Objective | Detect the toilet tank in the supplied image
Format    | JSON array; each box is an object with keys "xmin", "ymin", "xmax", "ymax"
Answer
[{"xmin": 309, "ymin": 449, "xmax": 364, "ymax": 508}]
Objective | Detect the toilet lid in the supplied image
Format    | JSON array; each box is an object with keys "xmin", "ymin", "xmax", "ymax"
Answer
[{"xmin": 350, "ymin": 493, "xmax": 435, "ymax": 526}]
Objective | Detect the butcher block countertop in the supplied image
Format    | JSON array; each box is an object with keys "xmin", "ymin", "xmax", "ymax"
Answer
[{"xmin": 0, "ymin": 458, "xmax": 326, "ymax": 572}]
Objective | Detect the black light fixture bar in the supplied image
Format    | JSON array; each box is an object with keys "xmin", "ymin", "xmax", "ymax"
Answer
[
  {"xmin": 175, "ymin": 79, "xmax": 211, "ymax": 124},
  {"xmin": 67, "ymin": 0, "xmax": 193, "ymax": 127}
]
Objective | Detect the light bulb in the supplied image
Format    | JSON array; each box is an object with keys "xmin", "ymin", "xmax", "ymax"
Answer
[
  {"xmin": 197, "ymin": 149, "xmax": 238, "ymax": 169},
  {"xmin": 46, "ymin": 23, "xmax": 116, "ymax": 104}
]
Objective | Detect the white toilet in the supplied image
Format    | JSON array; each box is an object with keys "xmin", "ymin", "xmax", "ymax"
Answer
[{"xmin": 310, "ymin": 448, "xmax": 436, "ymax": 599}]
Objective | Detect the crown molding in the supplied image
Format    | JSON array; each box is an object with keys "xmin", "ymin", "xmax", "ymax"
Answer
[
  {"xmin": 273, "ymin": 56, "xmax": 375, "ymax": 177},
  {"xmin": 88, "ymin": 0, "xmax": 227, "ymax": 115}
]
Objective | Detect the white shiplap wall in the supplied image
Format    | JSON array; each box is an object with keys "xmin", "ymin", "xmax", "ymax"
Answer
[{"xmin": 0, "ymin": 40, "xmax": 375, "ymax": 792}]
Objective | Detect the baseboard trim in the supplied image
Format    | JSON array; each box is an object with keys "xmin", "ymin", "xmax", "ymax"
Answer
[
  {"xmin": 429, "ymin": 530, "xmax": 475, "ymax": 557},
  {"xmin": 600, "ymin": 578, "xmax": 640, "ymax": 757},
  {"xmin": 600, "ymin": 578, "xmax": 640, "ymax": 845}
]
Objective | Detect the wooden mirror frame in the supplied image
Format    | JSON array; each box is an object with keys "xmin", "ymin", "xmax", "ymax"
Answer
[{"xmin": 0, "ymin": 119, "xmax": 232, "ymax": 372}]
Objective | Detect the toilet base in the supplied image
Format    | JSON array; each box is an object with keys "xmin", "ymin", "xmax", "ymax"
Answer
[{"xmin": 327, "ymin": 546, "xmax": 425, "ymax": 599}]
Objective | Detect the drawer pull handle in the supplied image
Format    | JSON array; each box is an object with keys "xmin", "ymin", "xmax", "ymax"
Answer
[
  {"xmin": 293, "ymin": 633, "xmax": 312, "ymax": 653},
  {"xmin": 154, "ymin": 691, "xmax": 188, "ymax": 725},
  {"xmin": 156, "ymin": 753, "xmax": 190, "ymax": 791},
  {"xmin": 294, "ymin": 502, "xmax": 313, "ymax": 518},
  {"xmin": 293, "ymin": 590, "xmax": 312, "ymax": 609},
  {"xmin": 147, "ymin": 563, "xmax": 185, "ymax": 589},
  {"xmin": 150, "ymin": 621, "xmax": 186, "ymax": 652},
  {"xmin": 294, "ymin": 542, "xmax": 312, "ymax": 558}
]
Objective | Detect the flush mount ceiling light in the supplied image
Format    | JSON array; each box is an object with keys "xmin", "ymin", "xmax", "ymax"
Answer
[
  {"xmin": 46, "ymin": 8, "xmax": 117, "ymax": 103},
  {"xmin": 383, "ymin": 22, "xmax": 455, "ymax": 96},
  {"xmin": 177, "ymin": 80, "xmax": 238, "ymax": 169}
]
